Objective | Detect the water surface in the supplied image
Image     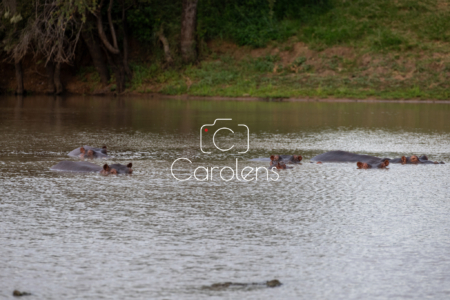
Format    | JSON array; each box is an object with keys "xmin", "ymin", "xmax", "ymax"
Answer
[{"xmin": 1, "ymin": 96, "xmax": 450, "ymax": 299}]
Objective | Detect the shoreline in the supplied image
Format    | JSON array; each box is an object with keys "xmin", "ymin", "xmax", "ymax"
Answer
[
  {"xmin": 146, "ymin": 94, "xmax": 450, "ymax": 104},
  {"xmin": 7, "ymin": 92, "xmax": 450, "ymax": 104}
]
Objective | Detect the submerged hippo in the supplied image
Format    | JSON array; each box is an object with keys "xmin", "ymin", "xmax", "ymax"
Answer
[
  {"xmin": 311, "ymin": 151, "xmax": 444, "ymax": 165},
  {"xmin": 389, "ymin": 155, "xmax": 443, "ymax": 164},
  {"xmin": 269, "ymin": 161, "xmax": 293, "ymax": 170},
  {"xmin": 68, "ymin": 145, "xmax": 109, "ymax": 159},
  {"xmin": 357, "ymin": 160, "xmax": 389, "ymax": 169},
  {"xmin": 204, "ymin": 279, "xmax": 282, "ymax": 290},
  {"xmin": 108, "ymin": 163, "xmax": 133, "ymax": 174},
  {"xmin": 51, "ymin": 161, "xmax": 132, "ymax": 175},
  {"xmin": 51, "ymin": 161, "xmax": 102, "ymax": 172},
  {"xmin": 269, "ymin": 154, "xmax": 302, "ymax": 167}
]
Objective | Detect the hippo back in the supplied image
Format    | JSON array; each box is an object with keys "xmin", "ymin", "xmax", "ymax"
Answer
[
  {"xmin": 51, "ymin": 161, "xmax": 102, "ymax": 172},
  {"xmin": 311, "ymin": 150, "xmax": 382, "ymax": 164},
  {"xmin": 68, "ymin": 148, "xmax": 82, "ymax": 157}
]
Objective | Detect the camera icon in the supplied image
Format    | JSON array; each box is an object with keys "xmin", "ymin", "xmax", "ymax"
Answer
[{"xmin": 200, "ymin": 119, "xmax": 250, "ymax": 154}]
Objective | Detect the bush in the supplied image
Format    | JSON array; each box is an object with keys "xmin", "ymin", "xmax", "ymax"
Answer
[{"xmin": 197, "ymin": 0, "xmax": 331, "ymax": 47}]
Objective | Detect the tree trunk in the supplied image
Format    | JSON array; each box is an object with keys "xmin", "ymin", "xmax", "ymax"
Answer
[
  {"xmin": 54, "ymin": 62, "xmax": 64, "ymax": 95},
  {"xmin": 96, "ymin": 1, "xmax": 120, "ymax": 54},
  {"xmin": 106, "ymin": 51, "xmax": 126, "ymax": 93},
  {"xmin": 158, "ymin": 26, "xmax": 173, "ymax": 65},
  {"xmin": 81, "ymin": 27, "xmax": 110, "ymax": 86},
  {"xmin": 45, "ymin": 61, "xmax": 56, "ymax": 94},
  {"xmin": 15, "ymin": 58, "xmax": 24, "ymax": 95},
  {"xmin": 45, "ymin": 61, "xmax": 64, "ymax": 95},
  {"xmin": 180, "ymin": 0, "xmax": 198, "ymax": 63},
  {"xmin": 122, "ymin": 5, "xmax": 132, "ymax": 78},
  {"xmin": 95, "ymin": 1, "xmax": 128, "ymax": 92}
]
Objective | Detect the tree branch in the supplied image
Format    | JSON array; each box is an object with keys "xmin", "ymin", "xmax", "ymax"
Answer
[
  {"xmin": 95, "ymin": 1, "xmax": 120, "ymax": 54},
  {"xmin": 158, "ymin": 25, "xmax": 173, "ymax": 64},
  {"xmin": 108, "ymin": 0, "xmax": 118, "ymax": 49}
]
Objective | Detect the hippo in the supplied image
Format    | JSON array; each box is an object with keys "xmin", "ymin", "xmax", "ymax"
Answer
[
  {"xmin": 389, "ymin": 155, "xmax": 443, "ymax": 164},
  {"xmin": 100, "ymin": 164, "xmax": 118, "ymax": 175},
  {"xmin": 51, "ymin": 161, "xmax": 103, "ymax": 172},
  {"xmin": 311, "ymin": 150, "xmax": 389, "ymax": 165},
  {"xmin": 311, "ymin": 150, "xmax": 444, "ymax": 165},
  {"xmin": 204, "ymin": 279, "xmax": 282, "ymax": 290},
  {"xmin": 13, "ymin": 290, "xmax": 32, "ymax": 296},
  {"xmin": 68, "ymin": 145, "xmax": 110, "ymax": 159},
  {"xmin": 270, "ymin": 161, "xmax": 293, "ymax": 170},
  {"xmin": 269, "ymin": 154, "xmax": 302, "ymax": 168},
  {"xmin": 51, "ymin": 161, "xmax": 132, "ymax": 175},
  {"xmin": 357, "ymin": 160, "xmax": 389, "ymax": 169},
  {"xmin": 108, "ymin": 163, "xmax": 133, "ymax": 174}
]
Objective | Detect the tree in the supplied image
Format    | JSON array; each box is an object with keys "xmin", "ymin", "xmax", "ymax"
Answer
[
  {"xmin": 1, "ymin": 0, "xmax": 33, "ymax": 94},
  {"xmin": 81, "ymin": 12, "xmax": 110, "ymax": 87},
  {"xmin": 93, "ymin": 0, "xmax": 131, "ymax": 93},
  {"xmin": 180, "ymin": 0, "xmax": 198, "ymax": 63}
]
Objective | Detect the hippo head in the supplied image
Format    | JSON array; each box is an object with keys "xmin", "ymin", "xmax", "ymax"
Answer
[
  {"xmin": 86, "ymin": 149, "xmax": 95, "ymax": 158},
  {"xmin": 126, "ymin": 163, "xmax": 133, "ymax": 174},
  {"xmin": 292, "ymin": 155, "xmax": 303, "ymax": 163},
  {"xmin": 80, "ymin": 147, "xmax": 95, "ymax": 159},
  {"xmin": 101, "ymin": 164, "xmax": 111, "ymax": 175},
  {"xmin": 270, "ymin": 155, "xmax": 281, "ymax": 162},
  {"xmin": 418, "ymin": 155, "xmax": 440, "ymax": 164},
  {"xmin": 270, "ymin": 155, "xmax": 280, "ymax": 168},
  {"xmin": 276, "ymin": 162, "xmax": 287, "ymax": 169},
  {"xmin": 357, "ymin": 162, "xmax": 371, "ymax": 169},
  {"xmin": 409, "ymin": 155, "xmax": 419, "ymax": 163},
  {"xmin": 378, "ymin": 159, "xmax": 389, "ymax": 168},
  {"xmin": 401, "ymin": 155, "xmax": 419, "ymax": 164}
]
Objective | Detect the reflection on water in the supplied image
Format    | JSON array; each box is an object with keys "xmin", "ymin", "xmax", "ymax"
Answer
[{"xmin": 1, "ymin": 96, "xmax": 450, "ymax": 299}]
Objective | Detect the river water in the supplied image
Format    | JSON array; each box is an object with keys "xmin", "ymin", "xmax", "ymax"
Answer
[{"xmin": 1, "ymin": 96, "xmax": 450, "ymax": 299}]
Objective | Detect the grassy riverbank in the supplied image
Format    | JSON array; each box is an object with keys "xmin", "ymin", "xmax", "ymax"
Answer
[
  {"xmin": 7, "ymin": 0, "xmax": 450, "ymax": 100},
  {"xmin": 104, "ymin": 0, "xmax": 450, "ymax": 99}
]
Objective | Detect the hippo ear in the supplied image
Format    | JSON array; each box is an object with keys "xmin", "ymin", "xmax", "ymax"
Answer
[
  {"xmin": 127, "ymin": 163, "xmax": 132, "ymax": 168},
  {"xmin": 383, "ymin": 159, "xmax": 390, "ymax": 167},
  {"xmin": 270, "ymin": 155, "xmax": 275, "ymax": 161},
  {"xmin": 102, "ymin": 145, "xmax": 107, "ymax": 149},
  {"xmin": 401, "ymin": 156, "xmax": 407, "ymax": 164},
  {"xmin": 103, "ymin": 164, "xmax": 109, "ymax": 171},
  {"xmin": 80, "ymin": 147, "xmax": 85, "ymax": 153},
  {"xmin": 295, "ymin": 155, "xmax": 303, "ymax": 162},
  {"xmin": 357, "ymin": 162, "xmax": 363, "ymax": 169}
]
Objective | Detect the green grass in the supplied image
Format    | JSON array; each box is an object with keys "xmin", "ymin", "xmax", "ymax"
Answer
[{"xmin": 123, "ymin": 46, "xmax": 450, "ymax": 100}]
